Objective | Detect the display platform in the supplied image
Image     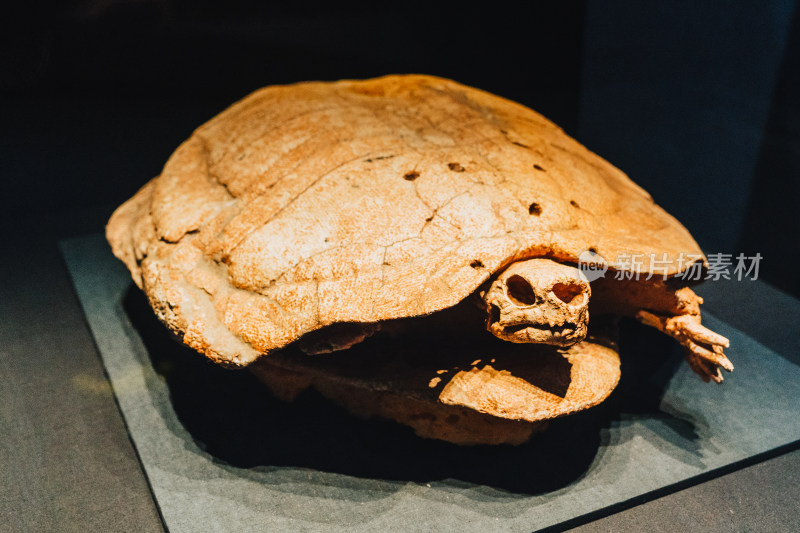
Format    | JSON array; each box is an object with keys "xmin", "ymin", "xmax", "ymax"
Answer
[{"xmin": 62, "ymin": 234, "xmax": 800, "ymax": 533}]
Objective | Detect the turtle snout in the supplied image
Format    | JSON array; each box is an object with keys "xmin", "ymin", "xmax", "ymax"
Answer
[{"xmin": 481, "ymin": 258, "xmax": 590, "ymax": 347}]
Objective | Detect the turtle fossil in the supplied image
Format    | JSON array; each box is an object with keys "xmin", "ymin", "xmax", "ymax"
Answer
[{"xmin": 107, "ymin": 74, "xmax": 731, "ymax": 445}]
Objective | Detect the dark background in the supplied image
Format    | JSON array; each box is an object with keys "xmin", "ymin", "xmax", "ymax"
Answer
[
  {"xmin": 1, "ymin": 3, "xmax": 799, "ymax": 532},
  {"xmin": 2, "ymin": 0, "xmax": 798, "ymax": 297},
  {"xmin": 0, "ymin": 1, "xmax": 797, "ymax": 294}
]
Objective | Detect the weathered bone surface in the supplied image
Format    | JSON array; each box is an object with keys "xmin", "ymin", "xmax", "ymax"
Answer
[
  {"xmin": 106, "ymin": 74, "xmax": 733, "ymax": 444},
  {"xmin": 482, "ymin": 258, "xmax": 589, "ymax": 346}
]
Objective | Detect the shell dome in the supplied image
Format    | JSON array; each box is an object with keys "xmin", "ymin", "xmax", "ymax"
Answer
[{"xmin": 107, "ymin": 74, "xmax": 704, "ymax": 367}]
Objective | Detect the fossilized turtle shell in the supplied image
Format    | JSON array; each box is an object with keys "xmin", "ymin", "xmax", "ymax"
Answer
[{"xmin": 107, "ymin": 74, "xmax": 704, "ymax": 369}]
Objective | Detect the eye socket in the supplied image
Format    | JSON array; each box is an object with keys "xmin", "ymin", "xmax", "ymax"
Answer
[
  {"xmin": 506, "ymin": 275, "xmax": 537, "ymax": 306},
  {"xmin": 553, "ymin": 282, "xmax": 584, "ymax": 304}
]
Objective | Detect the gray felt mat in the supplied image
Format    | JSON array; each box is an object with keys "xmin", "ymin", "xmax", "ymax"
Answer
[{"xmin": 61, "ymin": 233, "xmax": 800, "ymax": 532}]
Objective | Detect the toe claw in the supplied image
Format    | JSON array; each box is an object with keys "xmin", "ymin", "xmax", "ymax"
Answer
[
  {"xmin": 637, "ymin": 310, "xmax": 733, "ymax": 382},
  {"xmin": 680, "ymin": 319, "xmax": 730, "ymax": 349},
  {"xmin": 685, "ymin": 350, "xmax": 724, "ymax": 384},
  {"xmin": 684, "ymin": 337, "xmax": 734, "ymax": 372}
]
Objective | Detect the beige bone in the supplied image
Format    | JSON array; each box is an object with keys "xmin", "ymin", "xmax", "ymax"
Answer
[{"xmin": 481, "ymin": 258, "xmax": 590, "ymax": 347}]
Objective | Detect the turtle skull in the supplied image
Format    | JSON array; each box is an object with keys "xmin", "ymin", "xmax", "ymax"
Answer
[{"xmin": 482, "ymin": 258, "xmax": 589, "ymax": 347}]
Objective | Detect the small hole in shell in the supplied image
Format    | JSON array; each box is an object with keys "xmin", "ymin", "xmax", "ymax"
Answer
[
  {"xmin": 553, "ymin": 282, "xmax": 584, "ymax": 304},
  {"xmin": 404, "ymin": 171, "xmax": 420, "ymax": 181},
  {"xmin": 570, "ymin": 200, "xmax": 580, "ymax": 208},
  {"xmin": 470, "ymin": 260, "xmax": 484, "ymax": 269},
  {"xmin": 533, "ymin": 164, "xmax": 545, "ymax": 171},
  {"xmin": 448, "ymin": 162, "xmax": 465, "ymax": 172},
  {"xmin": 528, "ymin": 202, "xmax": 542, "ymax": 215},
  {"xmin": 506, "ymin": 275, "xmax": 537, "ymax": 306}
]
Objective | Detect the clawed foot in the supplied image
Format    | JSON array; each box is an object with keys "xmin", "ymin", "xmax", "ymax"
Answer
[{"xmin": 637, "ymin": 310, "xmax": 732, "ymax": 383}]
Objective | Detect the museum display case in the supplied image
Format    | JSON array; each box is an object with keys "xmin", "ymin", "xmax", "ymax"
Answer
[{"xmin": 2, "ymin": 3, "xmax": 798, "ymax": 531}]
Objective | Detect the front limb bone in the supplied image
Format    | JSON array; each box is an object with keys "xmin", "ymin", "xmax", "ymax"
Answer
[
  {"xmin": 637, "ymin": 309, "xmax": 732, "ymax": 383},
  {"xmin": 591, "ymin": 278, "xmax": 732, "ymax": 383}
]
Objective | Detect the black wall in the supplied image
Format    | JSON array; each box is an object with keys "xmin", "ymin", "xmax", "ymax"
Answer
[{"xmin": 2, "ymin": 1, "xmax": 797, "ymax": 296}]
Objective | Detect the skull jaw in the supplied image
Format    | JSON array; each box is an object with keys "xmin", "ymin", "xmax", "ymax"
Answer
[
  {"xmin": 487, "ymin": 318, "xmax": 588, "ymax": 347},
  {"xmin": 481, "ymin": 258, "xmax": 591, "ymax": 348}
]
